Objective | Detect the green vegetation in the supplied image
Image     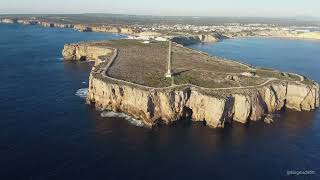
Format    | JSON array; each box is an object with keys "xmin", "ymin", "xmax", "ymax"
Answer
[
  {"xmin": 107, "ymin": 40, "xmax": 170, "ymax": 87},
  {"xmin": 145, "ymin": 72, "xmax": 171, "ymax": 87}
]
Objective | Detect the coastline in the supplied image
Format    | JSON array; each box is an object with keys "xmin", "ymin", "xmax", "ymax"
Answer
[
  {"xmin": 1, "ymin": 22, "xmax": 319, "ymax": 128},
  {"xmin": 62, "ymin": 40, "xmax": 320, "ymax": 128},
  {"xmin": 2, "ymin": 18, "xmax": 320, "ymax": 45},
  {"xmin": 1, "ymin": 22, "xmax": 320, "ymax": 180}
]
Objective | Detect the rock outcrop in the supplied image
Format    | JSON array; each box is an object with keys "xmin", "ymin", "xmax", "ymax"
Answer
[
  {"xmin": 0, "ymin": 18, "xmax": 16, "ymax": 24},
  {"xmin": 62, "ymin": 43, "xmax": 113, "ymax": 64},
  {"xmin": 40, "ymin": 22, "xmax": 74, "ymax": 28},
  {"xmin": 17, "ymin": 19, "xmax": 40, "ymax": 25},
  {"xmin": 80, "ymin": 45, "xmax": 320, "ymax": 128},
  {"xmin": 0, "ymin": 17, "xmax": 74, "ymax": 28},
  {"xmin": 74, "ymin": 24, "xmax": 139, "ymax": 34},
  {"xmin": 172, "ymin": 33, "xmax": 226, "ymax": 45},
  {"xmin": 86, "ymin": 73, "xmax": 319, "ymax": 128},
  {"xmin": 62, "ymin": 41, "xmax": 319, "ymax": 128},
  {"xmin": 74, "ymin": 24, "xmax": 93, "ymax": 32}
]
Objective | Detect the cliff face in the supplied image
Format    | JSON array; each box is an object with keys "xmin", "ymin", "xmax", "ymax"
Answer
[
  {"xmin": 74, "ymin": 24, "xmax": 93, "ymax": 32},
  {"xmin": 86, "ymin": 67, "xmax": 320, "ymax": 128},
  {"xmin": 198, "ymin": 34, "xmax": 220, "ymax": 42},
  {"xmin": 172, "ymin": 34, "xmax": 224, "ymax": 45},
  {"xmin": 91, "ymin": 26, "xmax": 120, "ymax": 33},
  {"xmin": 62, "ymin": 43, "xmax": 113, "ymax": 63},
  {"xmin": 0, "ymin": 18, "xmax": 16, "ymax": 24},
  {"xmin": 62, "ymin": 41, "xmax": 320, "ymax": 128},
  {"xmin": 40, "ymin": 22, "xmax": 74, "ymax": 28},
  {"xmin": 73, "ymin": 24, "xmax": 138, "ymax": 34}
]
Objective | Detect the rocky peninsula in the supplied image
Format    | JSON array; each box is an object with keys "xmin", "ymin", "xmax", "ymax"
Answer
[{"xmin": 63, "ymin": 39, "xmax": 319, "ymax": 128}]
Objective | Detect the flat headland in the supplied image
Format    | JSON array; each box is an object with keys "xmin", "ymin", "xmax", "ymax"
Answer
[{"xmin": 63, "ymin": 39, "xmax": 320, "ymax": 128}]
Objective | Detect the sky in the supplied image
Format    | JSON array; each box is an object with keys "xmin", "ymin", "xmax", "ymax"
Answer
[{"xmin": 0, "ymin": 0, "xmax": 319, "ymax": 17}]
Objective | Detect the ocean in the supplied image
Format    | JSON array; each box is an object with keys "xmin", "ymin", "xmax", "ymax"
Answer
[{"xmin": 0, "ymin": 24, "xmax": 319, "ymax": 180}]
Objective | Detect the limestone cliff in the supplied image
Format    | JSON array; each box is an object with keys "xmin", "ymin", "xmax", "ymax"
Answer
[
  {"xmin": 40, "ymin": 22, "xmax": 74, "ymax": 28},
  {"xmin": 74, "ymin": 24, "xmax": 138, "ymax": 34},
  {"xmin": 87, "ymin": 73, "xmax": 319, "ymax": 128},
  {"xmin": 62, "ymin": 43, "xmax": 113, "ymax": 64},
  {"xmin": 0, "ymin": 18, "xmax": 16, "ymax": 24},
  {"xmin": 74, "ymin": 24, "xmax": 93, "ymax": 32},
  {"xmin": 172, "ymin": 33, "xmax": 225, "ymax": 45},
  {"xmin": 81, "ymin": 45, "xmax": 320, "ymax": 128},
  {"xmin": 91, "ymin": 26, "xmax": 120, "ymax": 33}
]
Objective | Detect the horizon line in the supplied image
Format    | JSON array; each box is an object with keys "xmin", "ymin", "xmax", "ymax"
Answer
[{"xmin": 0, "ymin": 13, "xmax": 319, "ymax": 20}]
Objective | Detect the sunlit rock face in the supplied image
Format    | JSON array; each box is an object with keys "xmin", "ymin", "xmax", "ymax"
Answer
[
  {"xmin": 171, "ymin": 34, "xmax": 222, "ymax": 46},
  {"xmin": 87, "ymin": 74, "xmax": 320, "ymax": 128},
  {"xmin": 62, "ymin": 43, "xmax": 113, "ymax": 65},
  {"xmin": 65, "ymin": 42, "xmax": 320, "ymax": 128}
]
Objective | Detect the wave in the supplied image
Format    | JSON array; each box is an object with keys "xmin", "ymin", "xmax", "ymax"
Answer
[
  {"xmin": 100, "ymin": 111, "xmax": 145, "ymax": 127},
  {"xmin": 75, "ymin": 88, "xmax": 88, "ymax": 98}
]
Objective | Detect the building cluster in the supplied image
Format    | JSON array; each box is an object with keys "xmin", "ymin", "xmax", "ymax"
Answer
[
  {"xmin": 137, "ymin": 23, "xmax": 317, "ymax": 34},
  {"xmin": 128, "ymin": 35, "xmax": 168, "ymax": 42}
]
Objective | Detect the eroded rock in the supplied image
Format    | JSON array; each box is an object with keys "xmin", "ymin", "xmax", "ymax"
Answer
[
  {"xmin": 62, "ymin": 43, "xmax": 113, "ymax": 64},
  {"xmin": 77, "ymin": 41, "xmax": 320, "ymax": 128}
]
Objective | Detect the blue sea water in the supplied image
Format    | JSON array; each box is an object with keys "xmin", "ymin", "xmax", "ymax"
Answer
[
  {"xmin": 189, "ymin": 38, "xmax": 320, "ymax": 82},
  {"xmin": 0, "ymin": 24, "xmax": 320, "ymax": 180}
]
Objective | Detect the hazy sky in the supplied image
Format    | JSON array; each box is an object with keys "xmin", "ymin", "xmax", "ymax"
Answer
[{"xmin": 0, "ymin": 0, "xmax": 319, "ymax": 17}]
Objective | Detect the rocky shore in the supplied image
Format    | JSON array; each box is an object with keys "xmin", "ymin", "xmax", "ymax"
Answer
[
  {"xmin": 86, "ymin": 75, "xmax": 319, "ymax": 128},
  {"xmin": 63, "ymin": 41, "xmax": 320, "ymax": 128}
]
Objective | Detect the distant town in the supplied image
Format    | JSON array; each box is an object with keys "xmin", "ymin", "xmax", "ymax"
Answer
[{"xmin": 1, "ymin": 15, "xmax": 320, "ymax": 43}]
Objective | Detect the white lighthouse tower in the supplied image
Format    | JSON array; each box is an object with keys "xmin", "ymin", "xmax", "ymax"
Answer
[{"xmin": 165, "ymin": 40, "xmax": 173, "ymax": 78}]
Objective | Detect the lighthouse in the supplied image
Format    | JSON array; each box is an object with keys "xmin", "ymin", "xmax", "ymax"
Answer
[{"xmin": 165, "ymin": 40, "xmax": 173, "ymax": 78}]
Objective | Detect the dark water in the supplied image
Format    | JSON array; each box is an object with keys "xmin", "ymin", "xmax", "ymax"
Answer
[{"xmin": 0, "ymin": 24, "xmax": 319, "ymax": 180}]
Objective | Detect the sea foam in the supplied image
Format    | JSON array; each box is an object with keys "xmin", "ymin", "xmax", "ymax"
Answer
[
  {"xmin": 75, "ymin": 88, "xmax": 88, "ymax": 98},
  {"xmin": 100, "ymin": 111, "xmax": 145, "ymax": 127}
]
